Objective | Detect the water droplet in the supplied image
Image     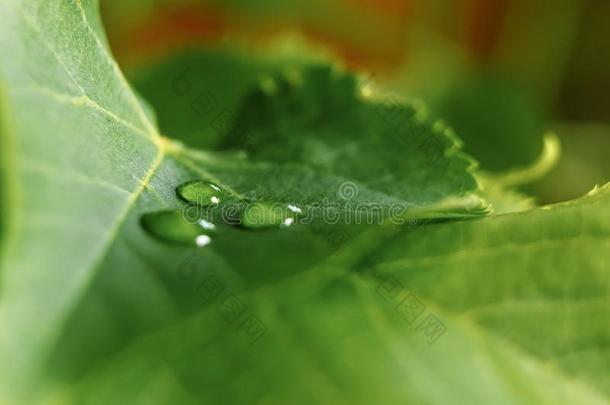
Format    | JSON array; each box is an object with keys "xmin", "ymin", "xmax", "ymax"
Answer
[
  {"xmin": 176, "ymin": 181, "xmax": 222, "ymax": 207},
  {"xmin": 287, "ymin": 204, "xmax": 302, "ymax": 214},
  {"xmin": 195, "ymin": 234, "xmax": 212, "ymax": 247},
  {"xmin": 141, "ymin": 210, "xmax": 214, "ymax": 247},
  {"xmin": 240, "ymin": 202, "xmax": 301, "ymax": 229},
  {"xmin": 198, "ymin": 218, "xmax": 216, "ymax": 231}
]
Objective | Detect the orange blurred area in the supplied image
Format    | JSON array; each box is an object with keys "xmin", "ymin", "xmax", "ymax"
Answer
[
  {"xmin": 104, "ymin": 0, "xmax": 610, "ymax": 120},
  {"xmin": 459, "ymin": 0, "xmax": 510, "ymax": 60},
  {"xmin": 105, "ymin": 0, "xmax": 414, "ymax": 72}
]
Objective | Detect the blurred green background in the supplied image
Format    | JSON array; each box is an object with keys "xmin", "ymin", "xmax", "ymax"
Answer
[{"xmin": 101, "ymin": 0, "xmax": 610, "ymax": 204}]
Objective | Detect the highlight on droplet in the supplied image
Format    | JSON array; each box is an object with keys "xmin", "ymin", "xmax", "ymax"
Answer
[
  {"xmin": 176, "ymin": 181, "xmax": 223, "ymax": 207},
  {"xmin": 240, "ymin": 202, "xmax": 302, "ymax": 229},
  {"xmin": 140, "ymin": 209, "xmax": 215, "ymax": 247}
]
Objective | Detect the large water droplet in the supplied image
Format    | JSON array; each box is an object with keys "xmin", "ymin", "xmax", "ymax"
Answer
[
  {"xmin": 240, "ymin": 202, "xmax": 301, "ymax": 229},
  {"xmin": 141, "ymin": 210, "xmax": 215, "ymax": 247},
  {"xmin": 176, "ymin": 181, "xmax": 222, "ymax": 207}
]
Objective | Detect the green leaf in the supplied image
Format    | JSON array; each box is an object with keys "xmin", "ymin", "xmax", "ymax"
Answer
[
  {"xmin": 129, "ymin": 46, "xmax": 331, "ymax": 150},
  {"xmin": 0, "ymin": 0, "xmax": 482, "ymax": 401},
  {"xmin": 1, "ymin": 1, "xmax": 608, "ymax": 404},
  {"xmin": 130, "ymin": 48, "xmax": 277, "ymax": 149},
  {"xmin": 0, "ymin": 0, "xmax": 166, "ymax": 396},
  {"xmin": 0, "ymin": 86, "xmax": 12, "ymax": 254},
  {"xmin": 39, "ymin": 185, "xmax": 610, "ymax": 404},
  {"xmin": 221, "ymin": 65, "xmax": 487, "ymax": 214},
  {"xmin": 132, "ymin": 50, "xmax": 488, "ymax": 216}
]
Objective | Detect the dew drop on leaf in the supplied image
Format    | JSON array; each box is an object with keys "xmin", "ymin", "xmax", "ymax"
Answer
[
  {"xmin": 141, "ymin": 210, "xmax": 215, "ymax": 247},
  {"xmin": 176, "ymin": 181, "xmax": 222, "ymax": 207},
  {"xmin": 195, "ymin": 234, "xmax": 212, "ymax": 247},
  {"xmin": 240, "ymin": 202, "xmax": 301, "ymax": 229}
]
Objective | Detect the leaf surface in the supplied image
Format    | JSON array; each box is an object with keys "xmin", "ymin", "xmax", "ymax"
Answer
[
  {"xmin": 0, "ymin": 1, "xmax": 608, "ymax": 404},
  {"xmin": 0, "ymin": 0, "xmax": 482, "ymax": 400}
]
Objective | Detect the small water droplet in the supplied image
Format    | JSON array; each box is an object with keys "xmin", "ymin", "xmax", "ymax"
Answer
[
  {"xmin": 176, "ymin": 181, "xmax": 222, "ymax": 207},
  {"xmin": 141, "ymin": 210, "xmax": 214, "ymax": 247},
  {"xmin": 240, "ymin": 202, "xmax": 301, "ymax": 229},
  {"xmin": 198, "ymin": 218, "xmax": 216, "ymax": 231},
  {"xmin": 195, "ymin": 234, "xmax": 212, "ymax": 247},
  {"xmin": 287, "ymin": 204, "xmax": 302, "ymax": 214}
]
